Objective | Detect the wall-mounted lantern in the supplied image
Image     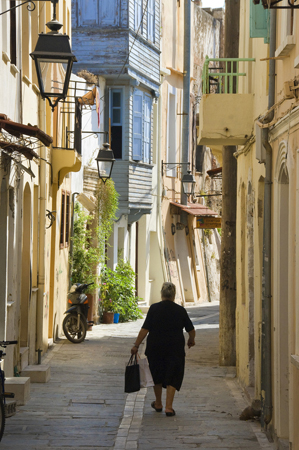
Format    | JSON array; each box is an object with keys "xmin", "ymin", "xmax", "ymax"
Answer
[
  {"xmin": 182, "ymin": 170, "xmax": 196, "ymax": 197},
  {"xmin": 30, "ymin": 0, "xmax": 77, "ymax": 111},
  {"xmin": 96, "ymin": 143, "xmax": 115, "ymax": 183}
]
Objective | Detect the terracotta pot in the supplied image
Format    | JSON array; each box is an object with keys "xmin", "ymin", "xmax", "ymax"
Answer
[{"xmin": 102, "ymin": 311, "xmax": 114, "ymax": 324}]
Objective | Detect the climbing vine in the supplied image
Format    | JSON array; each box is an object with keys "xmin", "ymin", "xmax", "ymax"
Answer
[{"xmin": 71, "ymin": 179, "xmax": 119, "ymax": 289}]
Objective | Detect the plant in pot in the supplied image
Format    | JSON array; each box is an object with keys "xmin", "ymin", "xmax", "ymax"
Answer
[
  {"xmin": 99, "ymin": 260, "xmax": 142, "ymax": 323},
  {"xmin": 98, "ymin": 282, "xmax": 115, "ymax": 324}
]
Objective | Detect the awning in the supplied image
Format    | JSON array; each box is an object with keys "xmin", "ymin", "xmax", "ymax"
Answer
[
  {"xmin": 0, "ymin": 114, "xmax": 53, "ymax": 149},
  {"xmin": 170, "ymin": 201, "xmax": 218, "ymax": 216},
  {"xmin": 207, "ymin": 167, "xmax": 222, "ymax": 177},
  {"xmin": 0, "ymin": 140, "xmax": 39, "ymax": 160}
]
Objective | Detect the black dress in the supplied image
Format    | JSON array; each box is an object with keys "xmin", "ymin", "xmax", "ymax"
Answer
[{"xmin": 142, "ymin": 300, "xmax": 194, "ymax": 391}]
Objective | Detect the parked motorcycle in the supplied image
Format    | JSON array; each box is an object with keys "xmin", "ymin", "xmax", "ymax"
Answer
[{"xmin": 63, "ymin": 282, "xmax": 94, "ymax": 343}]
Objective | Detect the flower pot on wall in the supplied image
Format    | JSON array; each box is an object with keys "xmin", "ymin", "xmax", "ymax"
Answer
[{"xmin": 102, "ymin": 311, "xmax": 114, "ymax": 324}]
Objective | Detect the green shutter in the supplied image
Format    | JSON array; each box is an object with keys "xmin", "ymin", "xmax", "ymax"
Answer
[{"xmin": 250, "ymin": 0, "xmax": 269, "ymax": 44}]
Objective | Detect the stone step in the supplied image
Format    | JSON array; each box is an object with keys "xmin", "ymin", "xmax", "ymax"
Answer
[
  {"xmin": 5, "ymin": 377, "xmax": 30, "ymax": 406},
  {"xmin": 20, "ymin": 364, "xmax": 50, "ymax": 383},
  {"xmin": 5, "ymin": 399, "xmax": 16, "ymax": 418}
]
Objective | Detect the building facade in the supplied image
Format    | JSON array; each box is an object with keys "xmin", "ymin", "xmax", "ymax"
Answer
[
  {"xmin": 0, "ymin": 0, "xmax": 81, "ymax": 381},
  {"xmin": 198, "ymin": 1, "xmax": 299, "ymax": 447}
]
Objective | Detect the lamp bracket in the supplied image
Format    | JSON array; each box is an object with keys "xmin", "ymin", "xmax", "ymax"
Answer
[
  {"xmin": 162, "ymin": 160, "xmax": 190, "ymax": 176},
  {"xmin": 260, "ymin": 0, "xmax": 299, "ymax": 8},
  {"xmin": 0, "ymin": 0, "xmax": 52, "ymax": 17}
]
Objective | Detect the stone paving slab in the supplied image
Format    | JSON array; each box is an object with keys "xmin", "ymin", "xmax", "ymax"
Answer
[{"xmin": 2, "ymin": 303, "xmax": 275, "ymax": 449}]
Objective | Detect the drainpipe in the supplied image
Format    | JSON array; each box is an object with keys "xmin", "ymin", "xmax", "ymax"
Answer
[
  {"xmin": 181, "ymin": 0, "xmax": 191, "ymax": 208},
  {"xmin": 69, "ymin": 192, "xmax": 79, "ymax": 289},
  {"xmin": 36, "ymin": 98, "xmax": 47, "ymax": 357},
  {"xmin": 260, "ymin": 8, "xmax": 276, "ymax": 428}
]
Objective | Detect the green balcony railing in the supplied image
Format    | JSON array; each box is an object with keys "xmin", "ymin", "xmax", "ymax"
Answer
[{"xmin": 202, "ymin": 56, "xmax": 255, "ymax": 94}]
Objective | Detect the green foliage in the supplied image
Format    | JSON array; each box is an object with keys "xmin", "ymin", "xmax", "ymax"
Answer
[
  {"xmin": 217, "ymin": 228, "xmax": 222, "ymax": 236},
  {"xmin": 71, "ymin": 180, "xmax": 119, "ymax": 292},
  {"xmin": 99, "ymin": 260, "xmax": 143, "ymax": 322},
  {"xmin": 95, "ymin": 179, "xmax": 119, "ymax": 258},
  {"xmin": 71, "ymin": 203, "xmax": 100, "ymax": 291}
]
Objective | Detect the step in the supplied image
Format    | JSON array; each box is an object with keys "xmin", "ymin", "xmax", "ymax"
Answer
[
  {"xmin": 20, "ymin": 364, "xmax": 50, "ymax": 383},
  {"xmin": 20, "ymin": 347, "xmax": 29, "ymax": 371},
  {"xmin": 5, "ymin": 399, "xmax": 17, "ymax": 418},
  {"xmin": 5, "ymin": 377, "xmax": 30, "ymax": 406}
]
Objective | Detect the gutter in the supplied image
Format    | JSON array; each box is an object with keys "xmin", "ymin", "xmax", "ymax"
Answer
[{"xmin": 260, "ymin": 8, "xmax": 276, "ymax": 428}]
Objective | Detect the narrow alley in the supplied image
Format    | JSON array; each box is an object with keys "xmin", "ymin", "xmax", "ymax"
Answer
[{"xmin": 2, "ymin": 303, "xmax": 273, "ymax": 450}]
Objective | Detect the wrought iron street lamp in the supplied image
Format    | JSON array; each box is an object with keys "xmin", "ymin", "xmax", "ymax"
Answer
[
  {"xmin": 30, "ymin": 0, "xmax": 77, "ymax": 111},
  {"xmin": 96, "ymin": 143, "xmax": 115, "ymax": 183},
  {"xmin": 182, "ymin": 170, "xmax": 196, "ymax": 197}
]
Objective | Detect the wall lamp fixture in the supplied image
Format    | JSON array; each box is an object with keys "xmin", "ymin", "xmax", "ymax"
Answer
[
  {"xmin": 30, "ymin": 0, "xmax": 77, "ymax": 111},
  {"xmin": 96, "ymin": 143, "xmax": 115, "ymax": 183}
]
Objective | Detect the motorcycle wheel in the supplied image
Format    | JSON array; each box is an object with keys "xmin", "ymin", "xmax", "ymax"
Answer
[{"xmin": 63, "ymin": 313, "xmax": 87, "ymax": 343}]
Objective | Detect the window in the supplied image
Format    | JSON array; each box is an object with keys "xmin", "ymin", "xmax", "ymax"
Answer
[
  {"xmin": 78, "ymin": 0, "xmax": 120, "ymax": 27},
  {"xmin": 10, "ymin": 1, "xmax": 16, "ymax": 65},
  {"xmin": 135, "ymin": 0, "xmax": 142, "ymax": 32},
  {"xmin": 133, "ymin": 90, "xmax": 152, "ymax": 163},
  {"xmin": 249, "ymin": 1, "xmax": 269, "ymax": 43},
  {"xmin": 60, "ymin": 191, "xmax": 70, "ymax": 248},
  {"xmin": 148, "ymin": 0, "xmax": 155, "ymax": 42},
  {"xmin": 111, "ymin": 89, "xmax": 123, "ymax": 159}
]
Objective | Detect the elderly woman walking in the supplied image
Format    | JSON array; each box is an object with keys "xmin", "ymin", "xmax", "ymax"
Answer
[{"xmin": 131, "ymin": 282, "xmax": 195, "ymax": 416}]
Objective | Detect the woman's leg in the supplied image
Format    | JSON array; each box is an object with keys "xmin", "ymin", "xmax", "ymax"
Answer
[
  {"xmin": 165, "ymin": 385, "xmax": 176, "ymax": 412},
  {"xmin": 153, "ymin": 383, "xmax": 163, "ymax": 408}
]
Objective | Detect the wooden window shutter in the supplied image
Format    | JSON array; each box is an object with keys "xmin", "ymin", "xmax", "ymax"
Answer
[
  {"xmin": 250, "ymin": 1, "xmax": 269, "ymax": 44},
  {"xmin": 133, "ymin": 90, "xmax": 143, "ymax": 161},
  {"xmin": 144, "ymin": 94, "xmax": 152, "ymax": 164}
]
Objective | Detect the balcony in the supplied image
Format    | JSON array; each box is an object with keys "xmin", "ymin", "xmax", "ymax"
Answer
[{"xmin": 198, "ymin": 57, "xmax": 255, "ymax": 147}]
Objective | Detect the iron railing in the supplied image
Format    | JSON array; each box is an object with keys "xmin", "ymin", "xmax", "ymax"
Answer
[{"xmin": 202, "ymin": 56, "xmax": 255, "ymax": 94}]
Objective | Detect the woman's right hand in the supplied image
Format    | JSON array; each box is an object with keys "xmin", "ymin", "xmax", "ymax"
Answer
[{"xmin": 131, "ymin": 345, "xmax": 138, "ymax": 355}]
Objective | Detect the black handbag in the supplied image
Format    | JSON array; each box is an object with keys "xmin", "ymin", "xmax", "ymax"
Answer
[{"xmin": 125, "ymin": 354, "xmax": 140, "ymax": 393}]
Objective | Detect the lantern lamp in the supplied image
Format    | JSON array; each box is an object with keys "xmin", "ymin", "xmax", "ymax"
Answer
[
  {"xmin": 96, "ymin": 143, "xmax": 115, "ymax": 183},
  {"xmin": 30, "ymin": 0, "xmax": 77, "ymax": 111},
  {"xmin": 182, "ymin": 170, "xmax": 196, "ymax": 197}
]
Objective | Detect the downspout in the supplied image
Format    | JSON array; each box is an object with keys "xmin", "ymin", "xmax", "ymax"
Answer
[
  {"xmin": 157, "ymin": 74, "xmax": 168, "ymax": 282},
  {"xmin": 69, "ymin": 192, "xmax": 79, "ymax": 289},
  {"xmin": 36, "ymin": 99, "xmax": 47, "ymax": 357},
  {"xmin": 181, "ymin": 0, "xmax": 191, "ymax": 207},
  {"xmin": 261, "ymin": 8, "xmax": 276, "ymax": 428}
]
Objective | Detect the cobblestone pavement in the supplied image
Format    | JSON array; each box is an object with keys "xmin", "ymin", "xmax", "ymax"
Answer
[{"xmin": 2, "ymin": 302, "xmax": 274, "ymax": 449}]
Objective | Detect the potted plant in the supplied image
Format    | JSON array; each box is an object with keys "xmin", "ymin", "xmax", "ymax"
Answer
[
  {"xmin": 99, "ymin": 260, "xmax": 142, "ymax": 323},
  {"xmin": 99, "ymin": 282, "xmax": 114, "ymax": 324}
]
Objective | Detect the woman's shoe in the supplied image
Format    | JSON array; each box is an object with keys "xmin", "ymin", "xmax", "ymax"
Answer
[
  {"xmin": 165, "ymin": 409, "xmax": 176, "ymax": 417},
  {"xmin": 151, "ymin": 401, "xmax": 162, "ymax": 412}
]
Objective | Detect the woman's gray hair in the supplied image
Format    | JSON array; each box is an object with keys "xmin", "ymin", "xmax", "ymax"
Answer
[{"xmin": 161, "ymin": 282, "xmax": 176, "ymax": 300}]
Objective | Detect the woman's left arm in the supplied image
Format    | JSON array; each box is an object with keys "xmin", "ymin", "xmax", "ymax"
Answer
[{"xmin": 131, "ymin": 328, "xmax": 149, "ymax": 354}]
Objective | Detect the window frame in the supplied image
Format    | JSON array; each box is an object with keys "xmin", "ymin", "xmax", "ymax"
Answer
[
  {"xmin": 110, "ymin": 88, "xmax": 123, "ymax": 159},
  {"xmin": 147, "ymin": 0, "xmax": 155, "ymax": 43},
  {"xmin": 60, "ymin": 190, "xmax": 70, "ymax": 249},
  {"xmin": 135, "ymin": 0, "xmax": 143, "ymax": 33},
  {"xmin": 132, "ymin": 89, "xmax": 152, "ymax": 164}
]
